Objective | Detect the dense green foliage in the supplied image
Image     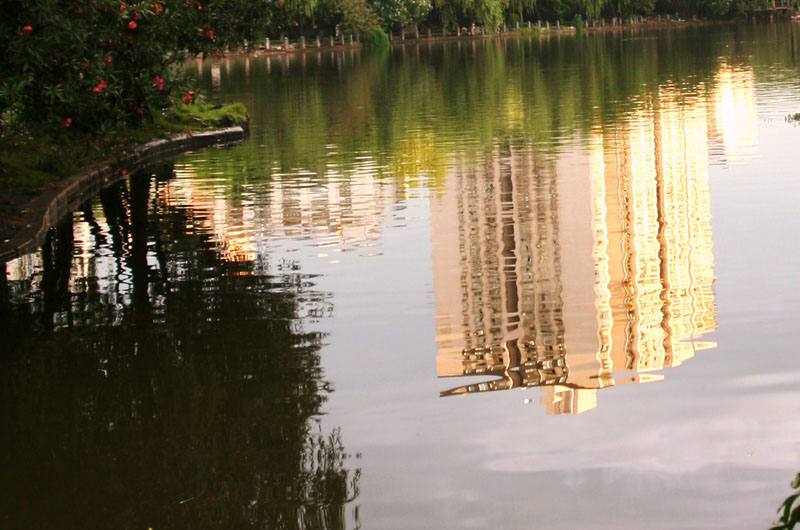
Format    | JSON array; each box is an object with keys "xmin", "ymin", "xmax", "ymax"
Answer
[
  {"xmin": 363, "ymin": 26, "xmax": 392, "ymax": 49},
  {"xmin": 368, "ymin": 0, "xmax": 432, "ymax": 30}
]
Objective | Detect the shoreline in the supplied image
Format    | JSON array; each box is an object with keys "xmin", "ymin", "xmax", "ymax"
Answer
[
  {"xmin": 213, "ymin": 15, "xmax": 788, "ymax": 58},
  {"xmin": 0, "ymin": 125, "xmax": 248, "ymax": 264}
]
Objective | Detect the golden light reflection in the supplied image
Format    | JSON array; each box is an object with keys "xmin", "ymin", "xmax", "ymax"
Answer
[
  {"xmin": 168, "ymin": 165, "xmax": 258, "ymax": 262},
  {"xmin": 708, "ymin": 64, "xmax": 759, "ymax": 164},
  {"xmin": 432, "ymin": 80, "xmax": 733, "ymax": 414}
]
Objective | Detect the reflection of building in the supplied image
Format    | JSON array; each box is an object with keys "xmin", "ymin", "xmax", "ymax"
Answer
[
  {"xmin": 581, "ymin": 87, "xmax": 717, "ymax": 404},
  {"xmin": 263, "ymin": 165, "xmax": 387, "ymax": 248},
  {"xmin": 165, "ymin": 156, "xmax": 394, "ymax": 262},
  {"xmin": 708, "ymin": 64, "xmax": 758, "ymax": 165},
  {"xmin": 433, "ymin": 148, "xmax": 568, "ymax": 397},
  {"xmin": 433, "ymin": 86, "xmax": 720, "ymax": 414}
]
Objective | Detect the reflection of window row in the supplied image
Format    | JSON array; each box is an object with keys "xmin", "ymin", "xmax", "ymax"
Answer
[
  {"xmin": 599, "ymin": 88, "xmax": 716, "ymax": 379},
  {"xmin": 435, "ymin": 147, "xmax": 567, "ymax": 397},
  {"xmin": 266, "ymin": 170, "xmax": 387, "ymax": 248},
  {"xmin": 160, "ymin": 160, "xmax": 394, "ymax": 260},
  {"xmin": 434, "ymin": 86, "xmax": 719, "ymax": 414}
]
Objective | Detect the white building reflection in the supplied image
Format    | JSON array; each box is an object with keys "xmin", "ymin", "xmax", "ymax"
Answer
[
  {"xmin": 431, "ymin": 66, "xmax": 757, "ymax": 413},
  {"xmin": 162, "ymin": 156, "xmax": 396, "ymax": 263}
]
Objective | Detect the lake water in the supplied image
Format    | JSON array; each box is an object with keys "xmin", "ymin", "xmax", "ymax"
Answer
[{"xmin": 3, "ymin": 22, "xmax": 800, "ymax": 529}]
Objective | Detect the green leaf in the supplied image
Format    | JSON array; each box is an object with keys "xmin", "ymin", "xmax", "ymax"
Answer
[
  {"xmin": 781, "ymin": 494, "xmax": 800, "ymax": 523},
  {"xmin": 788, "ymin": 504, "xmax": 800, "ymax": 530}
]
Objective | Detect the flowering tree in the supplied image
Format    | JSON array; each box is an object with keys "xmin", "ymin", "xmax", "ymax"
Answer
[
  {"xmin": 369, "ymin": 0, "xmax": 431, "ymax": 31},
  {"xmin": 0, "ymin": 1, "xmax": 272, "ymax": 138}
]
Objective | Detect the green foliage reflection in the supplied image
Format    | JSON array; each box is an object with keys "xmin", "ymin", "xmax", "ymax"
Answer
[
  {"xmin": 190, "ymin": 24, "xmax": 800, "ymax": 186},
  {"xmin": 0, "ymin": 171, "xmax": 359, "ymax": 530}
]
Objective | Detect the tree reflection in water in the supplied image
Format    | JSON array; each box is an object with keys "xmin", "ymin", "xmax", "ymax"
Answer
[{"xmin": 0, "ymin": 165, "xmax": 359, "ymax": 530}]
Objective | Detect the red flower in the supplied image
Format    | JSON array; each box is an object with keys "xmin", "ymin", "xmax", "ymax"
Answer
[
  {"xmin": 205, "ymin": 29, "xmax": 214, "ymax": 39},
  {"xmin": 152, "ymin": 75, "xmax": 164, "ymax": 90},
  {"xmin": 134, "ymin": 11, "xmax": 140, "ymax": 19},
  {"xmin": 211, "ymin": 50, "xmax": 220, "ymax": 58},
  {"xmin": 120, "ymin": 3, "xmax": 126, "ymax": 10},
  {"xmin": 93, "ymin": 79, "xmax": 107, "ymax": 93},
  {"xmin": 106, "ymin": 56, "xmax": 113, "ymax": 64},
  {"xmin": 128, "ymin": 20, "xmax": 137, "ymax": 30},
  {"xmin": 121, "ymin": 169, "xmax": 128, "ymax": 176},
  {"xmin": 22, "ymin": 25, "xmax": 33, "ymax": 33},
  {"xmin": 63, "ymin": 117, "xmax": 72, "ymax": 128},
  {"xmin": 183, "ymin": 91, "xmax": 193, "ymax": 104},
  {"xmin": 197, "ymin": 3, "xmax": 202, "ymax": 10}
]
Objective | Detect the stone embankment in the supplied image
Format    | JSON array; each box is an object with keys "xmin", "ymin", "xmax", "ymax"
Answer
[{"xmin": 0, "ymin": 125, "xmax": 248, "ymax": 263}]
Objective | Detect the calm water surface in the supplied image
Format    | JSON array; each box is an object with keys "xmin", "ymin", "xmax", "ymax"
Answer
[{"xmin": 3, "ymin": 23, "xmax": 800, "ymax": 529}]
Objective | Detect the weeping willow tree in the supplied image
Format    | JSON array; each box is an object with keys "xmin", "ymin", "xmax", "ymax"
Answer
[
  {"xmin": 436, "ymin": 0, "xmax": 508, "ymax": 29},
  {"xmin": 506, "ymin": 0, "xmax": 537, "ymax": 20},
  {"xmin": 580, "ymin": 0, "xmax": 606, "ymax": 19},
  {"xmin": 614, "ymin": 0, "xmax": 654, "ymax": 15},
  {"xmin": 271, "ymin": 0, "xmax": 319, "ymax": 36}
]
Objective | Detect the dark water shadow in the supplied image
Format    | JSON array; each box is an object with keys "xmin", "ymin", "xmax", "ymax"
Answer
[{"xmin": 0, "ymin": 166, "xmax": 359, "ymax": 529}]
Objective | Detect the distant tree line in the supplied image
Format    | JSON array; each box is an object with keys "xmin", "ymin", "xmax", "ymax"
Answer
[{"xmin": 267, "ymin": 0, "xmax": 790, "ymax": 38}]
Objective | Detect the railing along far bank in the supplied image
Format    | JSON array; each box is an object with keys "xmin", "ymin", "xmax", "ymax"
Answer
[{"xmin": 202, "ymin": 11, "xmax": 797, "ymax": 58}]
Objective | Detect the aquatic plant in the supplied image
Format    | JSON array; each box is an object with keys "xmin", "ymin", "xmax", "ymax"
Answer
[{"xmin": 771, "ymin": 473, "xmax": 800, "ymax": 530}]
